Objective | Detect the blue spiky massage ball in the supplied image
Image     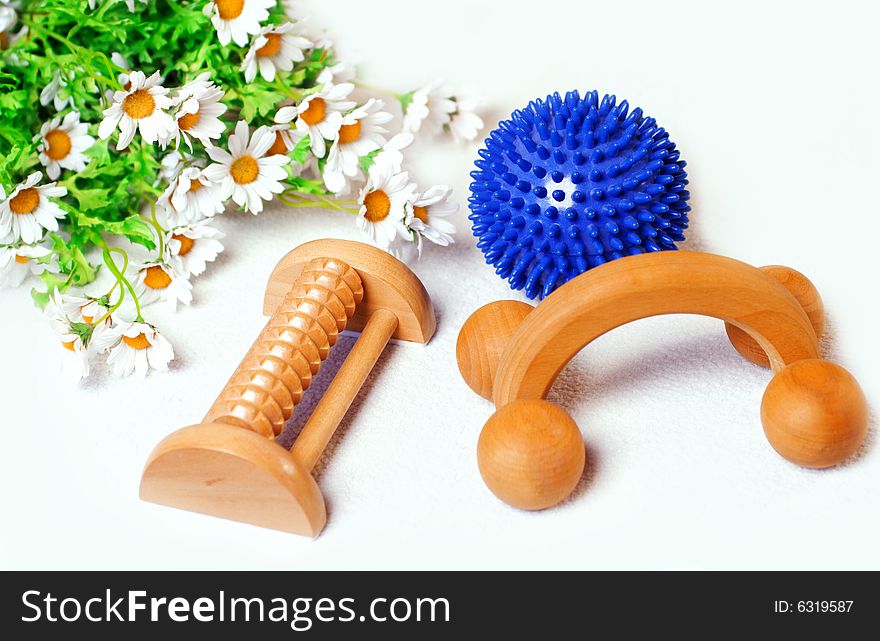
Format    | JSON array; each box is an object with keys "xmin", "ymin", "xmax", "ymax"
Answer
[{"xmin": 468, "ymin": 90, "xmax": 691, "ymax": 299}]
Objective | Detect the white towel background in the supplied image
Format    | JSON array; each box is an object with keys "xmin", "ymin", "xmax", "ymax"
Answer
[{"xmin": 2, "ymin": 0, "xmax": 879, "ymax": 569}]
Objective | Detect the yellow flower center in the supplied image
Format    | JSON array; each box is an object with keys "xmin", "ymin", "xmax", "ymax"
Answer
[
  {"xmin": 413, "ymin": 205, "xmax": 429, "ymax": 224},
  {"xmin": 267, "ymin": 130, "xmax": 289, "ymax": 156},
  {"xmin": 45, "ymin": 129, "xmax": 73, "ymax": 161},
  {"xmin": 363, "ymin": 189, "xmax": 391, "ymax": 223},
  {"xmin": 62, "ymin": 340, "xmax": 76, "ymax": 352},
  {"xmin": 123, "ymin": 333, "xmax": 152, "ymax": 350},
  {"xmin": 9, "ymin": 188, "xmax": 40, "ymax": 215},
  {"xmin": 338, "ymin": 121, "xmax": 362, "ymax": 145},
  {"xmin": 143, "ymin": 265, "xmax": 172, "ymax": 289},
  {"xmin": 230, "ymin": 155, "xmax": 259, "ymax": 184},
  {"xmin": 82, "ymin": 310, "xmax": 94, "ymax": 324},
  {"xmin": 215, "ymin": 0, "xmax": 245, "ymax": 20},
  {"xmin": 173, "ymin": 234, "xmax": 195, "ymax": 256},
  {"xmin": 14, "ymin": 254, "xmax": 29, "ymax": 264},
  {"xmin": 122, "ymin": 89, "xmax": 156, "ymax": 120},
  {"xmin": 177, "ymin": 110, "xmax": 200, "ymax": 131},
  {"xmin": 300, "ymin": 97, "xmax": 327, "ymax": 126},
  {"xmin": 256, "ymin": 33, "xmax": 283, "ymax": 58}
]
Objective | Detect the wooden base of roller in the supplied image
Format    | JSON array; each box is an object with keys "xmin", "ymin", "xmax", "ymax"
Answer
[{"xmin": 140, "ymin": 423, "xmax": 326, "ymax": 536}]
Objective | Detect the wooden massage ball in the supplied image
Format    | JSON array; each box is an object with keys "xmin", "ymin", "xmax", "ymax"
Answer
[
  {"xmin": 761, "ymin": 359, "xmax": 868, "ymax": 468},
  {"xmin": 457, "ymin": 300, "xmax": 534, "ymax": 399},
  {"xmin": 477, "ymin": 400, "xmax": 585, "ymax": 510},
  {"xmin": 725, "ymin": 266, "xmax": 825, "ymax": 367}
]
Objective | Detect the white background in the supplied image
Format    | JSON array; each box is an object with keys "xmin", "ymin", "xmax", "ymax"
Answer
[{"xmin": 2, "ymin": 0, "xmax": 879, "ymax": 569}]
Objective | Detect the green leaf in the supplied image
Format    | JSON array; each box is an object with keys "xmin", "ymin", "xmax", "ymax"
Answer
[
  {"xmin": 358, "ymin": 149, "xmax": 380, "ymax": 174},
  {"xmin": 398, "ymin": 91, "xmax": 415, "ymax": 113},
  {"xmin": 71, "ymin": 187, "xmax": 112, "ymax": 212},
  {"xmin": 0, "ymin": 144, "xmax": 39, "ymax": 186},
  {"xmin": 291, "ymin": 135, "xmax": 311, "ymax": 165},
  {"xmin": 239, "ymin": 87, "xmax": 287, "ymax": 122},
  {"xmin": 45, "ymin": 233, "xmax": 98, "ymax": 287},
  {"xmin": 31, "ymin": 288, "xmax": 51, "ymax": 309},
  {"xmin": 33, "ymin": 270, "xmax": 70, "ymax": 309},
  {"xmin": 74, "ymin": 211, "xmax": 157, "ymax": 250},
  {"xmin": 286, "ymin": 176, "xmax": 327, "ymax": 195},
  {"xmin": 0, "ymin": 90, "xmax": 27, "ymax": 111}
]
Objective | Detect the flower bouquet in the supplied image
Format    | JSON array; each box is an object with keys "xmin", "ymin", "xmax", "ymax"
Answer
[{"xmin": 0, "ymin": 0, "xmax": 482, "ymax": 379}]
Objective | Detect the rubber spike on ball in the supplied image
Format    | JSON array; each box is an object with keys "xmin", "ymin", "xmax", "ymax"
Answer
[{"xmin": 469, "ymin": 90, "xmax": 691, "ymax": 299}]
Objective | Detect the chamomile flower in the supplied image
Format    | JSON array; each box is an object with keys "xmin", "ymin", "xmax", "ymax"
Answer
[
  {"xmin": 316, "ymin": 61, "xmax": 356, "ymax": 87},
  {"xmin": 0, "ymin": 4, "xmax": 16, "ymax": 39},
  {"xmin": 403, "ymin": 81, "xmax": 484, "ymax": 142},
  {"xmin": 158, "ymin": 166, "xmax": 227, "ymax": 227},
  {"xmin": 274, "ymin": 82, "xmax": 356, "ymax": 158},
  {"xmin": 49, "ymin": 322, "xmax": 91, "ymax": 380},
  {"xmin": 203, "ymin": 120, "xmax": 290, "ymax": 215},
  {"xmin": 403, "ymin": 81, "xmax": 453, "ymax": 135},
  {"xmin": 99, "ymin": 71, "xmax": 176, "ymax": 150},
  {"xmin": 77, "ymin": 298, "xmax": 117, "ymax": 354},
  {"xmin": 0, "ymin": 172, "xmax": 67, "ymax": 244},
  {"xmin": 45, "ymin": 289, "xmax": 92, "ymax": 380},
  {"xmin": 134, "ymin": 261, "xmax": 193, "ymax": 312},
  {"xmin": 0, "ymin": 242, "xmax": 54, "ymax": 288},
  {"xmin": 58, "ymin": 331, "xmax": 91, "ymax": 380},
  {"xmin": 106, "ymin": 321, "xmax": 174, "ymax": 379},
  {"xmin": 40, "ymin": 70, "xmax": 76, "ymax": 111},
  {"xmin": 447, "ymin": 97, "xmax": 484, "ymax": 143},
  {"xmin": 356, "ymin": 163, "xmax": 415, "ymax": 251},
  {"xmin": 165, "ymin": 221, "xmax": 225, "ymax": 277},
  {"xmin": 203, "ymin": 0, "xmax": 276, "ymax": 47},
  {"xmin": 168, "ymin": 73, "xmax": 227, "ymax": 151},
  {"xmin": 408, "ymin": 185, "xmax": 458, "ymax": 254},
  {"xmin": 54, "ymin": 291, "xmax": 110, "ymax": 330},
  {"xmin": 265, "ymin": 123, "xmax": 300, "ymax": 157},
  {"xmin": 373, "ymin": 132, "xmax": 413, "ymax": 173},
  {"xmin": 37, "ymin": 112, "xmax": 95, "ymax": 180},
  {"xmin": 159, "ymin": 150, "xmax": 185, "ymax": 181},
  {"xmin": 242, "ymin": 22, "xmax": 312, "ymax": 83},
  {"xmin": 0, "ymin": 10, "xmax": 25, "ymax": 60},
  {"xmin": 323, "ymin": 99, "xmax": 392, "ymax": 194}
]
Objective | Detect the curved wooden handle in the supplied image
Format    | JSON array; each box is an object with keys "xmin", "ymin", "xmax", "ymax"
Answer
[
  {"xmin": 204, "ymin": 257, "xmax": 364, "ymax": 438},
  {"xmin": 492, "ymin": 251, "xmax": 820, "ymax": 406}
]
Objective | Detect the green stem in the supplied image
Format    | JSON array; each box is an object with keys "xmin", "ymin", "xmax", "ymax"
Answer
[
  {"xmin": 94, "ymin": 246, "xmax": 142, "ymax": 325},
  {"xmin": 148, "ymin": 201, "xmax": 166, "ymax": 257},
  {"xmin": 273, "ymin": 79, "xmax": 304, "ymax": 101},
  {"xmin": 355, "ymin": 82, "xmax": 404, "ymax": 100},
  {"xmin": 69, "ymin": 0, "xmax": 116, "ymax": 40},
  {"xmin": 280, "ymin": 191, "xmax": 359, "ymax": 213},
  {"xmin": 190, "ymin": 29, "xmax": 216, "ymax": 74}
]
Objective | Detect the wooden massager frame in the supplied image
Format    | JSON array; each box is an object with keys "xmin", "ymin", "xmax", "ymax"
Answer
[
  {"xmin": 457, "ymin": 251, "xmax": 869, "ymax": 511},
  {"xmin": 140, "ymin": 239, "xmax": 435, "ymax": 536}
]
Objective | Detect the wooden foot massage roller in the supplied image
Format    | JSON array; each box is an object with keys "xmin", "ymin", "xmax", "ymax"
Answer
[
  {"xmin": 457, "ymin": 251, "xmax": 869, "ymax": 511},
  {"xmin": 140, "ymin": 239, "xmax": 435, "ymax": 536}
]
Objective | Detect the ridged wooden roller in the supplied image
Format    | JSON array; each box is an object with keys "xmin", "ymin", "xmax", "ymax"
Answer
[
  {"xmin": 204, "ymin": 257, "xmax": 364, "ymax": 438},
  {"xmin": 140, "ymin": 239, "xmax": 435, "ymax": 537}
]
